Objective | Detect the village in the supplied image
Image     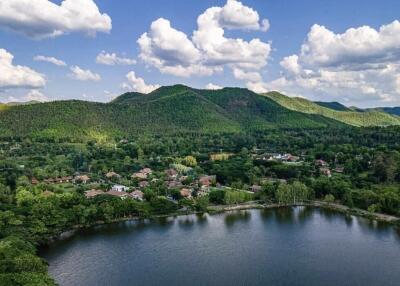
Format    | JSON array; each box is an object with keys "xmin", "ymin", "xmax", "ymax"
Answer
[{"xmin": 28, "ymin": 151, "xmax": 345, "ymax": 203}]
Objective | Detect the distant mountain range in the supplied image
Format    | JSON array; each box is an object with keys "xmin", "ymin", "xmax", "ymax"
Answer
[{"xmin": 0, "ymin": 85, "xmax": 399, "ymax": 140}]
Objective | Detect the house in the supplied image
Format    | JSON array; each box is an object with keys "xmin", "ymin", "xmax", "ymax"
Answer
[
  {"xmin": 165, "ymin": 168, "xmax": 178, "ymax": 179},
  {"xmin": 105, "ymin": 171, "xmax": 121, "ymax": 179},
  {"xmin": 132, "ymin": 172, "xmax": 148, "ymax": 180},
  {"xmin": 139, "ymin": 181, "xmax": 149, "ymax": 189},
  {"xmin": 131, "ymin": 190, "xmax": 144, "ymax": 201},
  {"xmin": 180, "ymin": 188, "xmax": 193, "ymax": 199},
  {"xmin": 31, "ymin": 177, "xmax": 39, "ymax": 185},
  {"xmin": 199, "ymin": 175, "xmax": 216, "ymax": 187},
  {"xmin": 167, "ymin": 180, "xmax": 182, "ymax": 189},
  {"xmin": 334, "ymin": 167, "xmax": 344, "ymax": 173},
  {"xmin": 141, "ymin": 168, "xmax": 152, "ymax": 175},
  {"xmin": 320, "ymin": 167, "xmax": 332, "ymax": 177},
  {"xmin": 75, "ymin": 175, "xmax": 90, "ymax": 184},
  {"xmin": 250, "ymin": 185, "xmax": 262, "ymax": 193},
  {"xmin": 106, "ymin": 190, "xmax": 129, "ymax": 199},
  {"xmin": 315, "ymin": 159, "xmax": 328, "ymax": 167},
  {"xmin": 85, "ymin": 189, "xmax": 104, "ymax": 198},
  {"xmin": 112, "ymin": 184, "xmax": 129, "ymax": 192}
]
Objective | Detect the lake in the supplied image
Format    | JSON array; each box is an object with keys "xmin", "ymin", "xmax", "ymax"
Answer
[{"xmin": 40, "ymin": 207, "xmax": 400, "ymax": 286}]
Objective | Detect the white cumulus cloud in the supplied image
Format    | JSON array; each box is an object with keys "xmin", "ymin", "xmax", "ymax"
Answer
[
  {"xmin": 69, "ymin": 66, "xmax": 101, "ymax": 81},
  {"xmin": 25, "ymin": 90, "xmax": 49, "ymax": 102},
  {"xmin": 0, "ymin": 48, "xmax": 46, "ymax": 89},
  {"xmin": 34, "ymin": 55, "xmax": 66, "ymax": 66},
  {"xmin": 121, "ymin": 71, "xmax": 160, "ymax": 94},
  {"xmin": 245, "ymin": 20, "xmax": 400, "ymax": 106},
  {"xmin": 137, "ymin": 0, "xmax": 271, "ymax": 78},
  {"xmin": 0, "ymin": 0, "xmax": 112, "ymax": 39},
  {"xmin": 205, "ymin": 83, "xmax": 223, "ymax": 90},
  {"xmin": 96, "ymin": 51, "xmax": 136, "ymax": 65}
]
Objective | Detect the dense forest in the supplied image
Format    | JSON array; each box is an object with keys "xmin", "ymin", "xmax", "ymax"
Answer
[
  {"xmin": 3, "ymin": 85, "xmax": 398, "ymax": 140},
  {"xmin": 1, "ymin": 126, "xmax": 400, "ymax": 285},
  {"xmin": 2, "ymin": 86, "xmax": 400, "ymax": 285}
]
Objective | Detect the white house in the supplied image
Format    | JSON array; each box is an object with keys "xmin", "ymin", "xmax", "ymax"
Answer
[{"xmin": 112, "ymin": 184, "xmax": 129, "ymax": 192}]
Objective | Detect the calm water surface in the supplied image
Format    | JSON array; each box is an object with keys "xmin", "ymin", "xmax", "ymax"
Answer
[{"xmin": 40, "ymin": 207, "xmax": 400, "ymax": 286}]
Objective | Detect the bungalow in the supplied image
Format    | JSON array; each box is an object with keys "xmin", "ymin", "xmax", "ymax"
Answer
[
  {"xmin": 105, "ymin": 171, "xmax": 121, "ymax": 179},
  {"xmin": 141, "ymin": 168, "xmax": 152, "ymax": 175},
  {"xmin": 250, "ymin": 185, "xmax": 262, "ymax": 193},
  {"xmin": 85, "ymin": 189, "xmax": 104, "ymax": 199},
  {"xmin": 31, "ymin": 177, "xmax": 39, "ymax": 185},
  {"xmin": 132, "ymin": 172, "xmax": 148, "ymax": 180},
  {"xmin": 315, "ymin": 159, "xmax": 328, "ymax": 167},
  {"xmin": 320, "ymin": 167, "xmax": 332, "ymax": 177},
  {"xmin": 199, "ymin": 175, "xmax": 216, "ymax": 187},
  {"xmin": 131, "ymin": 190, "xmax": 144, "ymax": 201},
  {"xmin": 111, "ymin": 184, "xmax": 129, "ymax": 192},
  {"xmin": 75, "ymin": 175, "xmax": 90, "ymax": 184},
  {"xmin": 167, "ymin": 180, "xmax": 182, "ymax": 189},
  {"xmin": 180, "ymin": 188, "xmax": 193, "ymax": 199},
  {"xmin": 165, "ymin": 168, "xmax": 178, "ymax": 179},
  {"xmin": 139, "ymin": 181, "xmax": 149, "ymax": 189}
]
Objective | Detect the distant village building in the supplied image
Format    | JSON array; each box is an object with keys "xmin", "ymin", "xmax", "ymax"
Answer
[
  {"xmin": 85, "ymin": 189, "xmax": 104, "ymax": 199},
  {"xmin": 165, "ymin": 168, "xmax": 178, "ymax": 179},
  {"xmin": 132, "ymin": 172, "xmax": 148, "ymax": 180},
  {"xmin": 111, "ymin": 184, "xmax": 129, "ymax": 192},
  {"xmin": 31, "ymin": 177, "xmax": 39, "ymax": 185},
  {"xmin": 105, "ymin": 171, "xmax": 121, "ymax": 179},
  {"xmin": 199, "ymin": 175, "xmax": 216, "ymax": 187},
  {"xmin": 315, "ymin": 159, "xmax": 328, "ymax": 167},
  {"xmin": 180, "ymin": 188, "xmax": 193, "ymax": 199},
  {"xmin": 131, "ymin": 190, "xmax": 144, "ymax": 201},
  {"xmin": 75, "ymin": 175, "xmax": 90, "ymax": 184},
  {"xmin": 250, "ymin": 185, "xmax": 262, "ymax": 193},
  {"xmin": 320, "ymin": 167, "xmax": 332, "ymax": 177},
  {"xmin": 139, "ymin": 181, "xmax": 149, "ymax": 189}
]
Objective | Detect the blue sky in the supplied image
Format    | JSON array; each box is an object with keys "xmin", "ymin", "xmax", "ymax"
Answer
[{"xmin": 1, "ymin": 0, "xmax": 400, "ymax": 107}]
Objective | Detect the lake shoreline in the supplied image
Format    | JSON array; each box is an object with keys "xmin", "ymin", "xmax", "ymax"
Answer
[{"xmin": 49, "ymin": 200, "xmax": 400, "ymax": 244}]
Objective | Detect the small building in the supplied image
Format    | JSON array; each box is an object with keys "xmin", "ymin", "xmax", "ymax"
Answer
[
  {"xmin": 250, "ymin": 185, "xmax": 262, "ymax": 193},
  {"xmin": 75, "ymin": 175, "xmax": 90, "ymax": 184},
  {"xmin": 85, "ymin": 189, "xmax": 104, "ymax": 199},
  {"xmin": 199, "ymin": 175, "xmax": 216, "ymax": 187},
  {"xmin": 132, "ymin": 172, "xmax": 148, "ymax": 180},
  {"xmin": 106, "ymin": 171, "xmax": 121, "ymax": 179},
  {"xmin": 167, "ymin": 180, "xmax": 182, "ymax": 189},
  {"xmin": 141, "ymin": 168, "xmax": 152, "ymax": 175},
  {"xmin": 139, "ymin": 181, "xmax": 149, "ymax": 189},
  {"xmin": 165, "ymin": 168, "xmax": 178, "ymax": 179},
  {"xmin": 112, "ymin": 184, "xmax": 129, "ymax": 192},
  {"xmin": 180, "ymin": 188, "xmax": 193, "ymax": 199},
  {"xmin": 315, "ymin": 159, "xmax": 328, "ymax": 167},
  {"xmin": 131, "ymin": 190, "xmax": 144, "ymax": 201},
  {"xmin": 320, "ymin": 167, "xmax": 332, "ymax": 177},
  {"xmin": 31, "ymin": 177, "xmax": 39, "ymax": 185}
]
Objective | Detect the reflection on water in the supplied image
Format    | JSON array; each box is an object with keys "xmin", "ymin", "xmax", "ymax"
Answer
[
  {"xmin": 41, "ymin": 207, "xmax": 400, "ymax": 286},
  {"xmin": 224, "ymin": 210, "xmax": 251, "ymax": 227}
]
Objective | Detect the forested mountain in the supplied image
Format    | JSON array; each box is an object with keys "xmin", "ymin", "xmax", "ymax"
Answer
[
  {"xmin": 314, "ymin": 101, "xmax": 351, "ymax": 111},
  {"xmin": 366, "ymin": 107, "xmax": 400, "ymax": 116},
  {"xmin": 0, "ymin": 85, "xmax": 342, "ymax": 140},
  {"xmin": 263, "ymin": 92, "xmax": 400, "ymax": 127}
]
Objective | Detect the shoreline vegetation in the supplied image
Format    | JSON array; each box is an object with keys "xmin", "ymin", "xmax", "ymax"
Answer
[{"xmin": 54, "ymin": 200, "xmax": 400, "ymax": 243}]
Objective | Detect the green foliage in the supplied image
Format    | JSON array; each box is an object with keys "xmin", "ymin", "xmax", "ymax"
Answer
[
  {"xmin": 264, "ymin": 91, "xmax": 400, "ymax": 127},
  {"xmin": 0, "ymin": 86, "xmax": 343, "ymax": 140}
]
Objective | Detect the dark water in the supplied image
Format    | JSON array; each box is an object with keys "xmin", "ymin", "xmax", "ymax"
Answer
[{"xmin": 40, "ymin": 207, "xmax": 400, "ymax": 286}]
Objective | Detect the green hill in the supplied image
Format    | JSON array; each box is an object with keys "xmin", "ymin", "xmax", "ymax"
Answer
[
  {"xmin": 263, "ymin": 91, "xmax": 400, "ymax": 127},
  {"xmin": 366, "ymin": 107, "xmax": 400, "ymax": 116},
  {"xmin": 315, "ymin": 101, "xmax": 350, "ymax": 111},
  {"xmin": 0, "ymin": 85, "xmax": 342, "ymax": 140}
]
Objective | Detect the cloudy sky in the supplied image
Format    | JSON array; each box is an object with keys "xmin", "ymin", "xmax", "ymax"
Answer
[{"xmin": 0, "ymin": 0, "xmax": 400, "ymax": 107}]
